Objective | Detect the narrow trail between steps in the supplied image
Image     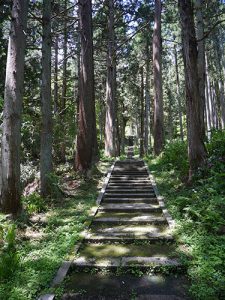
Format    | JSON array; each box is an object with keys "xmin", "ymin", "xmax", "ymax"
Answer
[{"xmin": 62, "ymin": 147, "xmax": 190, "ymax": 299}]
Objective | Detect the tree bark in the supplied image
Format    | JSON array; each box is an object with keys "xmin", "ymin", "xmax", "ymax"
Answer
[
  {"xmin": 105, "ymin": 0, "xmax": 117, "ymax": 157},
  {"xmin": 174, "ymin": 43, "xmax": 184, "ymax": 141},
  {"xmin": 40, "ymin": 0, "xmax": 53, "ymax": 197},
  {"xmin": 0, "ymin": 0, "xmax": 28, "ymax": 214},
  {"xmin": 144, "ymin": 40, "xmax": 150, "ymax": 155},
  {"xmin": 178, "ymin": 0, "xmax": 207, "ymax": 179},
  {"xmin": 140, "ymin": 67, "xmax": 145, "ymax": 157},
  {"xmin": 75, "ymin": 0, "xmax": 98, "ymax": 174},
  {"xmin": 60, "ymin": 0, "xmax": 68, "ymax": 163},
  {"xmin": 53, "ymin": 33, "xmax": 59, "ymax": 115},
  {"xmin": 195, "ymin": 0, "xmax": 206, "ymax": 139},
  {"xmin": 153, "ymin": 0, "xmax": 164, "ymax": 155}
]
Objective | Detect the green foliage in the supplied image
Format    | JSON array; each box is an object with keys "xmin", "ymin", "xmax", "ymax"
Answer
[
  {"xmin": 22, "ymin": 193, "xmax": 46, "ymax": 214},
  {"xmin": 160, "ymin": 140, "xmax": 189, "ymax": 177},
  {"xmin": 0, "ymin": 223, "xmax": 19, "ymax": 282},
  {"xmin": 147, "ymin": 131, "xmax": 225, "ymax": 300},
  {"xmin": 0, "ymin": 174, "xmax": 99, "ymax": 300}
]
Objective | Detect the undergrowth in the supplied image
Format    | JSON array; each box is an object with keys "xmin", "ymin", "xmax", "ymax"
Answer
[
  {"xmin": 0, "ymin": 163, "xmax": 106, "ymax": 300},
  {"xmin": 146, "ymin": 130, "xmax": 225, "ymax": 300}
]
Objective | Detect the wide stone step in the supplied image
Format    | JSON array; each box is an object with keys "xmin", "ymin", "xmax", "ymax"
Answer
[
  {"xmin": 109, "ymin": 179, "xmax": 151, "ymax": 184},
  {"xmin": 104, "ymin": 193, "xmax": 156, "ymax": 198},
  {"xmin": 73, "ymin": 256, "xmax": 180, "ymax": 269},
  {"xmin": 98, "ymin": 203, "xmax": 162, "ymax": 213},
  {"xmin": 108, "ymin": 182, "xmax": 152, "ymax": 186},
  {"xmin": 105, "ymin": 188, "xmax": 154, "ymax": 193},
  {"xmin": 92, "ymin": 216, "xmax": 167, "ymax": 225},
  {"xmin": 102, "ymin": 197, "xmax": 158, "ymax": 204},
  {"xmin": 84, "ymin": 233, "xmax": 174, "ymax": 243}
]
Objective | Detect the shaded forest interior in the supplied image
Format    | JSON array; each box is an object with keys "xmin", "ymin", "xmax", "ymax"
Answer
[{"xmin": 0, "ymin": 1, "xmax": 225, "ymax": 300}]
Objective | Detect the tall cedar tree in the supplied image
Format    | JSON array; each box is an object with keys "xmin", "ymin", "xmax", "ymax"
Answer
[
  {"xmin": 75, "ymin": 0, "xmax": 98, "ymax": 174},
  {"xmin": 40, "ymin": 0, "xmax": 53, "ymax": 197},
  {"xmin": 178, "ymin": 0, "xmax": 207, "ymax": 179},
  {"xmin": 153, "ymin": 0, "xmax": 164, "ymax": 155},
  {"xmin": 105, "ymin": 0, "xmax": 117, "ymax": 157},
  {"xmin": 0, "ymin": 0, "xmax": 28, "ymax": 214}
]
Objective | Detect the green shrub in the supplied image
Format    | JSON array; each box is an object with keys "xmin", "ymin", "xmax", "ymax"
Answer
[
  {"xmin": 160, "ymin": 140, "xmax": 188, "ymax": 177},
  {"xmin": 0, "ymin": 224, "xmax": 19, "ymax": 281},
  {"xmin": 22, "ymin": 192, "xmax": 46, "ymax": 214}
]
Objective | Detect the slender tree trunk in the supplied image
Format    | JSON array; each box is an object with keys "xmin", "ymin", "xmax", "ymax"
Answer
[
  {"xmin": 105, "ymin": 0, "xmax": 117, "ymax": 157},
  {"xmin": 144, "ymin": 40, "xmax": 150, "ymax": 155},
  {"xmin": 75, "ymin": 0, "xmax": 98, "ymax": 174},
  {"xmin": 195, "ymin": 0, "xmax": 206, "ymax": 139},
  {"xmin": 153, "ymin": 0, "xmax": 164, "ymax": 155},
  {"xmin": 174, "ymin": 43, "xmax": 184, "ymax": 141},
  {"xmin": 60, "ymin": 0, "xmax": 68, "ymax": 163},
  {"xmin": 178, "ymin": 0, "xmax": 207, "ymax": 180},
  {"xmin": 0, "ymin": 0, "xmax": 28, "ymax": 214},
  {"xmin": 53, "ymin": 34, "xmax": 59, "ymax": 115},
  {"xmin": 40, "ymin": 0, "xmax": 53, "ymax": 197},
  {"xmin": 140, "ymin": 67, "xmax": 144, "ymax": 157}
]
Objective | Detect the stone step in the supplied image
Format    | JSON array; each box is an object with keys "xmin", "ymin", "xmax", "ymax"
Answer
[
  {"xmin": 104, "ymin": 193, "xmax": 156, "ymax": 198},
  {"xmin": 73, "ymin": 257, "xmax": 180, "ymax": 269},
  {"xmin": 108, "ymin": 182, "xmax": 152, "ymax": 186},
  {"xmin": 98, "ymin": 203, "xmax": 162, "ymax": 213},
  {"xmin": 109, "ymin": 180, "xmax": 151, "ymax": 184},
  {"xmin": 105, "ymin": 188, "xmax": 154, "ymax": 193},
  {"xmin": 110, "ymin": 174, "xmax": 148, "ymax": 181},
  {"xmin": 84, "ymin": 233, "xmax": 174, "ymax": 243},
  {"xmin": 102, "ymin": 198, "xmax": 158, "ymax": 204},
  {"xmin": 92, "ymin": 216, "xmax": 167, "ymax": 225}
]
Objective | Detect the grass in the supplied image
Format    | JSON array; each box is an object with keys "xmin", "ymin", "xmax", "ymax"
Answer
[
  {"xmin": 0, "ymin": 161, "xmax": 110, "ymax": 300},
  {"xmin": 145, "ymin": 133, "xmax": 225, "ymax": 300}
]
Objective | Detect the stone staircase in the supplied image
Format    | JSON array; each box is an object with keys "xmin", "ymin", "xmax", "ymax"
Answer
[{"xmin": 72, "ymin": 148, "xmax": 181, "ymax": 270}]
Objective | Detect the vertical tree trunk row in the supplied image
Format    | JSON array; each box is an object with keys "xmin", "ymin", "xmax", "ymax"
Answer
[
  {"xmin": 40, "ymin": 0, "xmax": 53, "ymax": 197},
  {"xmin": 153, "ymin": 0, "xmax": 164, "ymax": 155},
  {"xmin": 75, "ymin": 0, "xmax": 98, "ymax": 174},
  {"xmin": 0, "ymin": 0, "xmax": 29, "ymax": 214},
  {"xmin": 178, "ymin": 0, "xmax": 207, "ymax": 179},
  {"xmin": 105, "ymin": 0, "xmax": 117, "ymax": 157}
]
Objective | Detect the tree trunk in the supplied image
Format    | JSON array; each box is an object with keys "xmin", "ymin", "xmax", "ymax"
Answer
[
  {"xmin": 0, "ymin": 0, "xmax": 28, "ymax": 214},
  {"xmin": 53, "ymin": 33, "xmax": 59, "ymax": 115},
  {"xmin": 178, "ymin": 0, "xmax": 207, "ymax": 179},
  {"xmin": 140, "ymin": 67, "xmax": 144, "ymax": 157},
  {"xmin": 144, "ymin": 40, "xmax": 150, "ymax": 155},
  {"xmin": 105, "ymin": 0, "xmax": 117, "ymax": 157},
  {"xmin": 40, "ymin": 0, "xmax": 53, "ymax": 197},
  {"xmin": 60, "ymin": 0, "xmax": 68, "ymax": 163},
  {"xmin": 153, "ymin": 0, "xmax": 164, "ymax": 155},
  {"xmin": 174, "ymin": 43, "xmax": 184, "ymax": 141},
  {"xmin": 75, "ymin": 0, "xmax": 98, "ymax": 174},
  {"xmin": 195, "ymin": 0, "xmax": 206, "ymax": 139}
]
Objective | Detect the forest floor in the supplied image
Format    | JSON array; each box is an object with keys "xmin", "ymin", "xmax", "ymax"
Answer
[{"xmin": 0, "ymin": 160, "xmax": 111, "ymax": 300}]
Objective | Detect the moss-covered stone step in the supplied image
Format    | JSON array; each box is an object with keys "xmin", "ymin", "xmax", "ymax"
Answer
[
  {"xmin": 84, "ymin": 233, "xmax": 174, "ymax": 243},
  {"xmin": 108, "ymin": 182, "xmax": 153, "ymax": 186},
  {"xmin": 98, "ymin": 203, "xmax": 162, "ymax": 213},
  {"xmin": 77, "ymin": 243, "xmax": 177, "ymax": 259},
  {"xmin": 95, "ymin": 211, "xmax": 163, "ymax": 218},
  {"xmin": 72, "ymin": 256, "xmax": 181, "ymax": 269},
  {"xmin": 89, "ymin": 224, "xmax": 170, "ymax": 235},
  {"xmin": 92, "ymin": 215, "xmax": 167, "ymax": 225},
  {"xmin": 102, "ymin": 197, "xmax": 158, "ymax": 204}
]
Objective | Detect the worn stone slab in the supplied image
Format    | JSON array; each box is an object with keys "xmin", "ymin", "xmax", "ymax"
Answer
[
  {"xmin": 51, "ymin": 261, "xmax": 71, "ymax": 287},
  {"xmin": 92, "ymin": 216, "xmax": 167, "ymax": 225},
  {"xmin": 38, "ymin": 294, "xmax": 55, "ymax": 300},
  {"xmin": 102, "ymin": 198, "xmax": 158, "ymax": 203},
  {"xmin": 72, "ymin": 256, "xmax": 180, "ymax": 268},
  {"xmin": 98, "ymin": 203, "xmax": 161, "ymax": 212}
]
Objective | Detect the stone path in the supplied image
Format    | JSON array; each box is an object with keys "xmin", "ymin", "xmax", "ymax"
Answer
[
  {"xmin": 72, "ymin": 148, "xmax": 181, "ymax": 270},
  {"xmin": 40, "ymin": 147, "xmax": 190, "ymax": 300}
]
